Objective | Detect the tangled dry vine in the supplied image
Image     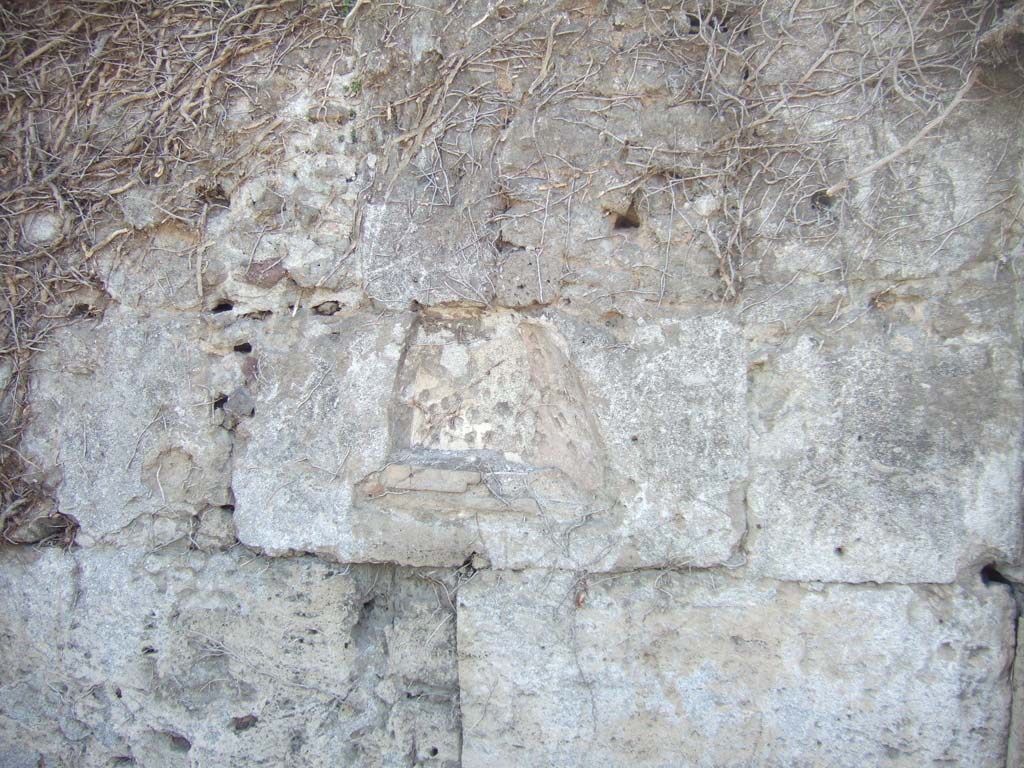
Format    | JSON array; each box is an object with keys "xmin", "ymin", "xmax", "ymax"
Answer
[{"xmin": 1, "ymin": 0, "xmax": 1022, "ymax": 542}]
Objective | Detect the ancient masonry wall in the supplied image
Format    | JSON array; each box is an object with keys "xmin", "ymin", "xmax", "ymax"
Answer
[{"xmin": 2, "ymin": 2, "xmax": 1024, "ymax": 766}]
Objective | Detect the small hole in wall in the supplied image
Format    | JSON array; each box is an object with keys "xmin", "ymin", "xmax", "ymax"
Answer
[
  {"xmin": 610, "ymin": 203, "xmax": 641, "ymax": 230},
  {"xmin": 810, "ymin": 190, "xmax": 834, "ymax": 211},
  {"xmin": 69, "ymin": 302, "xmax": 98, "ymax": 319},
  {"xmin": 220, "ymin": 504, "xmax": 235, "ymax": 512},
  {"xmin": 115, "ymin": 687, "xmax": 122, "ymax": 698},
  {"xmin": 233, "ymin": 342, "xmax": 252, "ymax": 354},
  {"xmin": 27, "ymin": 512, "xmax": 78, "ymax": 548},
  {"xmin": 197, "ymin": 183, "xmax": 230, "ymax": 208},
  {"xmin": 980, "ymin": 563, "xmax": 1010, "ymax": 586},
  {"xmin": 141, "ymin": 646, "xmax": 157, "ymax": 655},
  {"xmin": 630, "ymin": 435, "xmax": 639, "ymax": 443},
  {"xmin": 230, "ymin": 715, "xmax": 259, "ymax": 732},
  {"xmin": 428, "ymin": 747, "xmax": 439, "ymax": 757},
  {"xmin": 686, "ymin": 11, "xmax": 731, "ymax": 33},
  {"xmin": 314, "ymin": 301, "xmax": 340, "ymax": 316},
  {"xmin": 212, "ymin": 300, "xmax": 234, "ymax": 313},
  {"xmin": 167, "ymin": 733, "xmax": 191, "ymax": 753},
  {"xmin": 494, "ymin": 236, "xmax": 518, "ymax": 253},
  {"xmin": 213, "ymin": 394, "xmax": 228, "ymax": 410},
  {"xmin": 834, "ymin": 546, "xmax": 845, "ymax": 556}
]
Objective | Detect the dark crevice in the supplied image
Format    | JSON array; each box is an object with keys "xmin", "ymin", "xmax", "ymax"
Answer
[
  {"xmin": 167, "ymin": 732, "xmax": 192, "ymax": 752},
  {"xmin": 610, "ymin": 200, "xmax": 641, "ymax": 230},
  {"xmin": 811, "ymin": 189, "xmax": 834, "ymax": 211},
  {"xmin": 980, "ymin": 563, "xmax": 1011, "ymax": 586},
  {"xmin": 197, "ymin": 183, "xmax": 230, "ymax": 208},
  {"xmin": 494, "ymin": 236, "xmax": 522, "ymax": 253},
  {"xmin": 685, "ymin": 11, "xmax": 736, "ymax": 33},
  {"xmin": 314, "ymin": 300, "xmax": 341, "ymax": 316},
  {"xmin": 2, "ymin": 502, "xmax": 80, "ymax": 548},
  {"xmin": 230, "ymin": 715, "xmax": 259, "ymax": 732},
  {"xmin": 69, "ymin": 302, "xmax": 101, "ymax": 319}
]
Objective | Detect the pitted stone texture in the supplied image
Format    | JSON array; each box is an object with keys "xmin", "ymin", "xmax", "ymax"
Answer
[
  {"xmin": 0, "ymin": 548, "xmax": 459, "ymax": 768},
  {"xmin": 97, "ymin": 59, "xmax": 364, "ymax": 317},
  {"xmin": 457, "ymin": 569, "xmax": 1016, "ymax": 768},
  {"xmin": 351, "ymin": 4, "xmax": 738, "ymax": 316},
  {"xmin": 747, "ymin": 325, "xmax": 1023, "ymax": 583},
  {"xmin": 21, "ymin": 307, "xmax": 234, "ymax": 545},
  {"xmin": 392, "ymin": 307, "xmax": 605, "ymax": 492},
  {"xmin": 232, "ymin": 309, "xmax": 408, "ymax": 557},
  {"xmin": 235, "ymin": 306, "xmax": 745, "ymax": 569}
]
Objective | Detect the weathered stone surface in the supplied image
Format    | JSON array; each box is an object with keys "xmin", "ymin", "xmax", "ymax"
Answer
[
  {"xmin": 21, "ymin": 307, "xmax": 234, "ymax": 546},
  {"xmin": 747, "ymin": 321, "xmax": 1023, "ymax": 583},
  {"xmin": 358, "ymin": 177, "xmax": 501, "ymax": 309},
  {"xmin": 6, "ymin": 1, "xmax": 1024, "ymax": 764},
  {"xmin": 21, "ymin": 210, "xmax": 63, "ymax": 246},
  {"xmin": 0, "ymin": 547, "xmax": 459, "ymax": 767},
  {"xmin": 231, "ymin": 308, "xmax": 407, "ymax": 557},
  {"xmin": 1011, "ymin": 614, "xmax": 1024, "ymax": 768},
  {"xmin": 457, "ymin": 569, "xmax": 1017, "ymax": 768},
  {"xmin": 554, "ymin": 310, "xmax": 748, "ymax": 569},
  {"xmin": 234, "ymin": 305, "xmax": 746, "ymax": 569},
  {"xmin": 195, "ymin": 505, "xmax": 238, "ymax": 550},
  {"xmin": 0, "ymin": 549, "xmax": 75, "ymax": 766}
]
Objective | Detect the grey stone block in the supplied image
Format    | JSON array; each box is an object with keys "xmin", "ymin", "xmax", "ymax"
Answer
[
  {"xmin": 21, "ymin": 308, "xmax": 234, "ymax": 546},
  {"xmin": 234, "ymin": 306, "xmax": 747, "ymax": 570},
  {"xmin": 747, "ymin": 326, "xmax": 1023, "ymax": 582},
  {"xmin": 0, "ymin": 548, "xmax": 459, "ymax": 767},
  {"xmin": 457, "ymin": 569, "xmax": 1017, "ymax": 768}
]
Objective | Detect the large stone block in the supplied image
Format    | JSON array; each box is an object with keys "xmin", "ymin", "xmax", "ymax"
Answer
[
  {"xmin": 457, "ymin": 569, "xmax": 1016, "ymax": 768},
  {"xmin": 747, "ymin": 325, "xmax": 1023, "ymax": 582},
  {"xmin": 0, "ymin": 548, "xmax": 460, "ymax": 767},
  {"xmin": 0, "ymin": 549, "xmax": 76, "ymax": 767},
  {"xmin": 234, "ymin": 306, "xmax": 747, "ymax": 570},
  {"xmin": 231, "ymin": 309, "xmax": 407, "ymax": 557},
  {"xmin": 21, "ymin": 307, "xmax": 234, "ymax": 545}
]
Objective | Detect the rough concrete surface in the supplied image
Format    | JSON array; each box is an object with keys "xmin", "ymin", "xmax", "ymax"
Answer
[
  {"xmin": 2, "ymin": 0, "xmax": 1023, "ymax": 766},
  {"xmin": 0, "ymin": 548, "xmax": 461, "ymax": 767},
  {"xmin": 458, "ymin": 569, "xmax": 1017, "ymax": 768}
]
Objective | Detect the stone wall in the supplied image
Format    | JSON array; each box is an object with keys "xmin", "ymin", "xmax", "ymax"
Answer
[{"xmin": 2, "ymin": 1, "xmax": 1023, "ymax": 766}]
